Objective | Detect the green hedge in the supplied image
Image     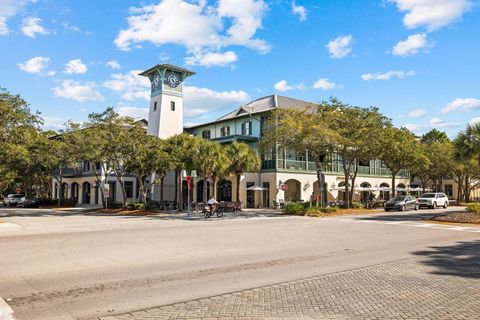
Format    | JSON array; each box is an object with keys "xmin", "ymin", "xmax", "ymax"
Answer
[
  {"xmin": 285, "ymin": 203, "xmax": 305, "ymax": 215},
  {"xmin": 126, "ymin": 202, "xmax": 144, "ymax": 210},
  {"xmin": 466, "ymin": 203, "xmax": 480, "ymax": 214},
  {"xmin": 352, "ymin": 202, "xmax": 364, "ymax": 209},
  {"xmin": 286, "ymin": 203, "xmax": 338, "ymax": 216}
]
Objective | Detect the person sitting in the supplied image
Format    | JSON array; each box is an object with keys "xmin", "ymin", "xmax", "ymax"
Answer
[{"xmin": 207, "ymin": 196, "xmax": 219, "ymax": 213}]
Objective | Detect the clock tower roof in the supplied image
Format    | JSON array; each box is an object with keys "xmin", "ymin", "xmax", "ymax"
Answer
[{"xmin": 139, "ymin": 64, "xmax": 196, "ymax": 77}]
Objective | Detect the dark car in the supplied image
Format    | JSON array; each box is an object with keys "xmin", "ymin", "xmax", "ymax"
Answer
[
  {"xmin": 384, "ymin": 196, "xmax": 418, "ymax": 212},
  {"xmin": 18, "ymin": 196, "xmax": 41, "ymax": 208}
]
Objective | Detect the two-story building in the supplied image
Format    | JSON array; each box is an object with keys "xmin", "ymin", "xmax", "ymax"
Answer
[{"xmin": 187, "ymin": 94, "xmax": 411, "ymax": 208}]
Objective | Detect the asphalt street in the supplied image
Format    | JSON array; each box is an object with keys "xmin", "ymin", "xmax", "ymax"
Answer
[{"xmin": 0, "ymin": 207, "xmax": 478, "ymax": 320}]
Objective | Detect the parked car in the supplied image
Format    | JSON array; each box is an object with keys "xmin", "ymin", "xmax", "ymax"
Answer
[
  {"xmin": 384, "ymin": 196, "xmax": 418, "ymax": 212},
  {"xmin": 18, "ymin": 196, "xmax": 41, "ymax": 208},
  {"xmin": 417, "ymin": 193, "xmax": 449, "ymax": 209},
  {"xmin": 3, "ymin": 194, "xmax": 25, "ymax": 206}
]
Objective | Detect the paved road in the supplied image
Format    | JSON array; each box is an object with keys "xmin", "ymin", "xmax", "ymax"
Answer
[{"xmin": 0, "ymin": 207, "xmax": 479, "ymax": 320}]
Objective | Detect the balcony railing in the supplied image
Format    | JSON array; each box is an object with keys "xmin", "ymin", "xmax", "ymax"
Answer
[{"xmin": 261, "ymin": 159, "xmax": 410, "ymax": 178}]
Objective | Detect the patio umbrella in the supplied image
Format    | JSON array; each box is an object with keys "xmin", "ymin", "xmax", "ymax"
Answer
[{"xmin": 246, "ymin": 185, "xmax": 268, "ymax": 191}]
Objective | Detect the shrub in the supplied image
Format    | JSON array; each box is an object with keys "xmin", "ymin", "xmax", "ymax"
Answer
[
  {"xmin": 107, "ymin": 202, "xmax": 124, "ymax": 209},
  {"xmin": 145, "ymin": 200, "xmax": 160, "ymax": 210},
  {"xmin": 466, "ymin": 203, "xmax": 480, "ymax": 214},
  {"xmin": 285, "ymin": 203, "xmax": 305, "ymax": 215},
  {"xmin": 352, "ymin": 202, "xmax": 364, "ymax": 209},
  {"xmin": 320, "ymin": 206, "xmax": 337, "ymax": 213},
  {"xmin": 304, "ymin": 208, "xmax": 321, "ymax": 217}
]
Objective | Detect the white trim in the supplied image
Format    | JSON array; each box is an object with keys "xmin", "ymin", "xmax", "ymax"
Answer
[{"xmin": 0, "ymin": 297, "xmax": 16, "ymax": 320}]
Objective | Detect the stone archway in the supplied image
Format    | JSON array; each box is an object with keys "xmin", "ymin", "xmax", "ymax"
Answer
[
  {"xmin": 379, "ymin": 182, "xmax": 390, "ymax": 200},
  {"xmin": 360, "ymin": 182, "xmax": 371, "ymax": 203},
  {"xmin": 71, "ymin": 182, "xmax": 79, "ymax": 200},
  {"xmin": 217, "ymin": 180, "xmax": 232, "ymax": 202},
  {"xmin": 284, "ymin": 179, "xmax": 301, "ymax": 202},
  {"xmin": 338, "ymin": 181, "xmax": 349, "ymax": 202},
  {"xmin": 196, "ymin": 180, "xmax": 211, "ymax": 204},
  {"xmin": 397, "ymin": 183, "xmax": 406, "ymax": 196},
  {"xmin": 82, "ymin": 182, "xmax": 91, "ymax": 204}
]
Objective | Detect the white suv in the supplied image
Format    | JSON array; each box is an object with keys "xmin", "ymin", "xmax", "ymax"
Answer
[
  {"xmin": 3, "ymin": 194, "xmax": 25, "ymax": 207},
  {"xmin": 417, "ymin": 193, "xmax": 449, "ymax": 209}
]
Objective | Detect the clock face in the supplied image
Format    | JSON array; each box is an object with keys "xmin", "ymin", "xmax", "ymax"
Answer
[
  {"xmin": 166, "ymin": 73, "xmax": 180, "ymax": 88},
  {"xmin": 151, "ymin": 74, "xmax": 161, "ymax": 93}
]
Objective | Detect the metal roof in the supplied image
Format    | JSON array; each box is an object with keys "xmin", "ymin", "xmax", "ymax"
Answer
[{"xmin": 139, "ymin": 64, "xmax": 196, "ymax": 77}]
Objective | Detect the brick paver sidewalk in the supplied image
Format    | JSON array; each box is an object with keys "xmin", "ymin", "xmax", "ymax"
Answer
[{"xmin": 98, "ymin": 253, "xmax": 480, "ymax": 320}]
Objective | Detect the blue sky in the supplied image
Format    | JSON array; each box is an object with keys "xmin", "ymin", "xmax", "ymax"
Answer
[{"xmin": 1, "ymin": 0, "xmax": 479, "ymax": 136}]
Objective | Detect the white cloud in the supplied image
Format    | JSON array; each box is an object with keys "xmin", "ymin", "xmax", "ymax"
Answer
[
  {"xmin": 65, "ymin": 59, "xmax": 88, "ymax": 74},
  {"xmin": 103, "ymin": 70, "xmax": 151, "ymax": 101},
  {"xmin": 326, "ymin": 35, "xmax": 352, "ymax": 59},
  {"xmin": 273, "ymin": 80, "xmax": 304, "ymax": 92},
  {"xmin": 116, "ymin": 106, "xmax": 149, "ymax": 119},
  {"xmin": 469, "ymin": 117, "xmax": 480, "ymax": 126},
  {"xmin": 0, "ymin": 17, "xmax": 8, "ymax": 35},
  {"xmin": 114, "ymin": 0, "xmax": 269, "ymax": 65},
  {"xmin": 106, "ymin": 60, "xmax": 121, "ymax": 69},
  {"xmin": 21, "ymin": 17, "xmax": 48, "ymax": 38},
  {"xmin": 42, "ymin": 116, "xmax": 67, "ymax": 130},
  {"xmin": 61, "ymin": 21, "xmax": 91, "ymax": 35},
  {"xmin": 407, "ymin": 109, "xmax": 427, "ymax": 118},
  {"xmin": 185, "ymin": 50, "xmax": 237, "ymax": 67},
  {"xmin": 390, "ymin": 0, "xmax": 473, "ymax": 31},
  {"xmin": 17, "ymin": 56, "xmax": 50, "ymax": 74},
  {"xmin": 361, "ymin": 70, "xmax": 415, "ymax": 81},
  {"xmin": 441, "ymin": 98, "xmax": 480, "ymax": 113},
  {"xmin": 53, "ymin": 80, "xmax": 105, "ymax": 102},
  {"xmin": 102, "ymin": 69, "xmax": 250, "ymax": 120},
  {"xmin": 0, "ymin": 0, "xmax": 34, "ymax": 35},
  {"xmin": 404, "ymin": 117, "xmax": 461, "ymax": 133},
  {"xmin": 291, "ymin": 1, "xmax": 307, "ymax": 21},
  {"xmin": 392, "ymin": 33, "xmax": 433, "ymax": 57},
  {"xmin": 312, "ymin": 78, "xmax": 336, "ymax": 90}
]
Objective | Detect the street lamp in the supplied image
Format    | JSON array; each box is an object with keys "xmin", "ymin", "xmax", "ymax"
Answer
[{"xmin": 181, "ymin": 169, "xmax": 197, "ymax": 216}]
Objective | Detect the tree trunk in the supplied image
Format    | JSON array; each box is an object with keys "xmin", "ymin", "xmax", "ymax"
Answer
[
  {"xmin": 341, "ymin": 157, "xmax": 350, "ymax": 208},
  {"xmin": 349, "ymin": 165, "xmax": 359, "ymax": 208},
  {"xmin": 174, "ymin": 169, "xmax": 179, "ymax": 205},
  {"xmin": 116, "ymin": 173, "xmax": 127, "ymax": 208},
  {"xmin": 203, "ymin": 176, "xmax": 208, "ymax": 204},
  {"xmin": 56, "ymin": 167, "xmax": 64, "ymax": 206},
  {"xmin": 314, "ymin": 158, "xmax": 324, "ymax": 207},
  {"xmin": 160, "ymin": 176, "xmax": 165, "ymax": 203},
  {"xmin": 391, "ymin": 173, "xmax": 397, "ymax": 197},
  {"xmin": 464, "ymin": 176, "xmax": 470, "ymax": 202},
  {"xmin": 212, "ymin": 177, "xmax": 217, "ymax": 199},
  {"xmin": 236, "ymin": 173, "xmax": 241, "ymax": 202}
]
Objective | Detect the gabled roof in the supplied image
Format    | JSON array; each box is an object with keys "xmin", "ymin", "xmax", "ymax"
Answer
[
  {"xmin": 139, "ymin": 64, "xmax": 196, "ymax": 77},
  {"xmin": 186, "ymin": 94, "xmax": 313, "ymax": 129},
  {"xmin": 216, "ymin": 94, "xmax": 312, "ymax": 121}
]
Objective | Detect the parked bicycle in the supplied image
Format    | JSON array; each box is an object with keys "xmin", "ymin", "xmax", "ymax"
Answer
[{"xmin": 202, "ymin": 204, "xmax": 224, "ymax": 218}]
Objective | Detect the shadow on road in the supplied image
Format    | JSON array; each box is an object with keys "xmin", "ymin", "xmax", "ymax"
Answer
[
  {"xmin": 0, "ymin": 208, "xmax": 285, "ymax": 221},
  {"xmin": 355, "ymin": 212, "xmax": 450, "ymax": 222},
  {"xmin": 413, "ymin": 240, "xmax": 480, "ymax": 279}
]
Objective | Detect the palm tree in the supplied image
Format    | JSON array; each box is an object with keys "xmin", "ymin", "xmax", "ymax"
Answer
[
  {"xmin": 193, "ymin": 140, "xmax": 228, "ymax": 203},
  {"xmin": 226, "ymin": 142, "xmax": 261, "ymax": 203}
]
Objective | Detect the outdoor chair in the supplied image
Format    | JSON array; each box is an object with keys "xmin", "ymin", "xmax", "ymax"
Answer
[{"xmin": 278, "ymin": 199, "xmax": 285, "ymax": 209}]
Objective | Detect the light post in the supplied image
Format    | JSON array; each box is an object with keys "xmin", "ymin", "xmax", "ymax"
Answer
[{"xmin": 181, "ymin": 170, "xmax": 197, "ymax": 216}]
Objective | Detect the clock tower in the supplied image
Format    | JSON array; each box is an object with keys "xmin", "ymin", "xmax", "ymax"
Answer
[{"xmin": 139, "ymin": 64, "xmax": 195, "ymax": 139}]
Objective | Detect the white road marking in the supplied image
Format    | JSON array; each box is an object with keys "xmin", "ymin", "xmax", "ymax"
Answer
[
  {"xmin": 334, "ymin": 217, "xmax": 480, "ymax": 233},
  {"xmin": 0, "ymin": 297, "xmax": 16, "ymax": 320}
]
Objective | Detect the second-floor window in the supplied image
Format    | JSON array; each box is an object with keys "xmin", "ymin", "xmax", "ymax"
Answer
[
  {"xmin": 171, "ymin": 101, "xmax": 175, "ymax": 111},
  {"xmin": 82, "ymin": 161, "xmax": 90, "ymax": 171},
  {"xmin": 202, "ymin": 130, "xmax": 211, "ymax": 139},
  {"xmin": 153, "ymin": 101, "xmax": 157, "ymax": 111},
  {"xmin": 220, "ymin": 126, "xmax": 230, "ymax": 137},
  {"xmin": 125, "ymin": 181, "xmax": 134, "ymax": 198},
  {"xmin": 241, "ymin": 121, "xmax": 252, "ymax": 136}
]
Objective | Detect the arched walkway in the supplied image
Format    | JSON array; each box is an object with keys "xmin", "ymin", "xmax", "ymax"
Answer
[
  {"xmin": 338, "ymin": 181, "xmax": 349, "ymax": 202},
  {"xmin": 71, "ymin": 182, "xmax": 79, "ymax": 200},
  {"xmin": 61, "ymin": 182, "xmax": 69, "ymax": 199},
  {"xmin": 397, "ymin": 183, "xmax": 406, "ymax": 196},
  {"xmin": 360, "ymin": 182, "xmax": 371, "ymax": 203},
  {"xmin": 379, "ymin": 182, "xmax": 390, "ymax": 200},
  {"xmin": 313, "ymin": 181, "xmax": 330, "ymax": 204},
  {"xmin": 217, "ymin": 180, "xmax": 232, "ymax": 202},
  {"xmin": 82, "ymin": 182, "xmax": 91, "ymax": 204},
  {"xmin": 284, "ymin": 179, "xmax": 301, "ymax": 202},
  {"xmin": 196, "ymin": 180, "xmax": 211, "ymax": 204}
]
